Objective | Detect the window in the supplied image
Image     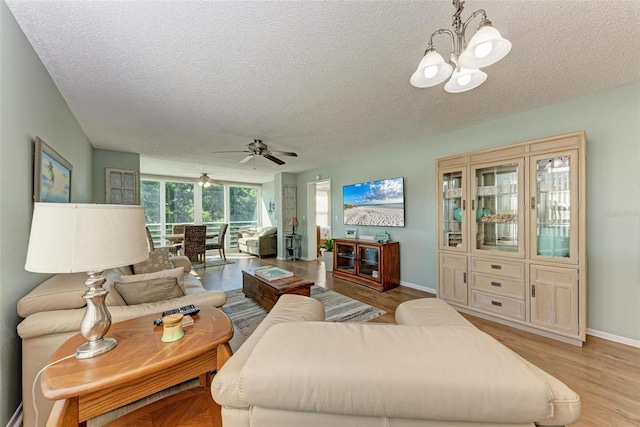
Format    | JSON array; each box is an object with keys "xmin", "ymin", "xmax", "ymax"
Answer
[{"xmin": 141, "ymin": 178, "xmax": 260, "ymax": 249}]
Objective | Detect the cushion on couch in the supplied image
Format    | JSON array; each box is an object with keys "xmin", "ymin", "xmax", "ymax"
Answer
[
  {"xmin": 133, "ymin": 247, "xmax": 174, "ymax": 274},
  {"xmin": 118, "ymin": 266, "xmax": 186, "ymax": 291},
  {"xmin": 17, "ymin": 273, "xmax": 88, "ymax": 317},
  {"xmin": 113, "ymin": 277, "xmax": 184, "ymax": 305}
]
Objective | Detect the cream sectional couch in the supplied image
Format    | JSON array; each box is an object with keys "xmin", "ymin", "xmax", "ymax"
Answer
[
  {"xmin": 17, "ymin": 256, "xmax": 227, "ymax": 427},
  {"xmin": 237, "ymin": 226, "xmax": 277, "ymax": 257},
  {"xmin": 212, "ymin": 296, "xmax": 581, "ymax": 427}
]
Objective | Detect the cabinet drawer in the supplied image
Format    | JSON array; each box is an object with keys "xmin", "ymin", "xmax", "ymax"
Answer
[
  {"xmin": 471, "ymin": 273, "xmax": 525, "ymax": 300},
  {"xmin": 471, "ymin": 291, "xmax": 525, "ymax": 321},
  {"xmin": 471, "ymin": 258, "xmax": 524, "ymax": 279}
]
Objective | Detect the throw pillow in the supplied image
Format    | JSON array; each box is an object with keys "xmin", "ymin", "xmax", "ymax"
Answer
[
  {"xmin": 113, "ymin": 278, "xmax": 184, "ymax": 305},
  {"xmin": 118, "ymin": 266, "xmax": 186, "ymax": 292},
  {"xmin": 133, "ymin": 247, "xmax": 174, "ymax": 274}
]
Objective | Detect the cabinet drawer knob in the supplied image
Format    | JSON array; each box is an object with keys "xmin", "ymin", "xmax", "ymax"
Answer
[
  {"xmin": 491, "ymin": 301, "xmax": 503, "ymax": 307},
  {"xmin": 491, "ymin": 264, "xmax": 502, "ymax": 270},
  {"xmin": 490, "ymin": 281, "xmax": 502, "ymax": 287}
]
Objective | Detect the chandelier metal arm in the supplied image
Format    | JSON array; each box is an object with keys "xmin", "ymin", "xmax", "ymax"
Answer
[
  {"xmin": 462, "ymin": 9, "xmax": 488, "ymax": 35},
  {"xmin": 427, "ymin": 28, "xmax": 456, "ymax": 54}
]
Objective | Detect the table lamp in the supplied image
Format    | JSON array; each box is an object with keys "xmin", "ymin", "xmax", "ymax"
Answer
[
  {"xmin": 289, "ymin": 217, "xmax": 298, "ymax": 235},
  {"xmin": 25, "ymin": 203, "xmax": 149, "ymax": 359}
]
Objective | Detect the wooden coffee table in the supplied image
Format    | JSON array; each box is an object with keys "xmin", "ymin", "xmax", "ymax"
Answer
[
  {"xmin": 242, "ymin": 269, "xmax": 314, "ymax": 311},
  {"xmin": 41, "ymin": 306, "xmax": 233, "ymax": 427}
]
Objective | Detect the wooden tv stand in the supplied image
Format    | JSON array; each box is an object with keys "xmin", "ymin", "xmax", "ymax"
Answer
[{"xmin": 333, "ymin": 239, "xmax": 399, "ymax": 292}]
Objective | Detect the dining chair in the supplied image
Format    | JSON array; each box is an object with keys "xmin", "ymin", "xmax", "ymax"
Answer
[
  {"xmin": 169, "ymin": 224, "xmax": 186, "ymax": 255},
  {"xmin": 183, "ymin": 225, "xmax": 207, "ymax": 268},
  {"xmin": 145, "ymin": 226, "xmax": 155, "ymax": 252},
  {"xmin": 205, "ymin": 223, "xmax": 229, "ymax": 260}
]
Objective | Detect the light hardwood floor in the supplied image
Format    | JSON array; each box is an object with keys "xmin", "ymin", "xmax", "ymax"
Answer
[{"xmin": 195, "ymin": 251, "xmax": 640, "ymax": 427}]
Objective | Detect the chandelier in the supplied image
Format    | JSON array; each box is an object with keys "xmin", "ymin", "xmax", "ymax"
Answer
[
  {"xmin": 198, "ymin": 173, "xmax": 213, "ymax": 187},
  {"xmin": 410, "ymin": 0, "xmax": 512, "ymax": 93}
]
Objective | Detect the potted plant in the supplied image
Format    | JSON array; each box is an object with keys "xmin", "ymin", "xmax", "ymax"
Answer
[{"xmin": 320, "ymin": 239, "xmax": 334, "ymax": 272}]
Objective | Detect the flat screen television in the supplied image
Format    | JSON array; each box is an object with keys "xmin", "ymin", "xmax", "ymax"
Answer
[{"xmin": 343, "ymin": 177, "xmax": 405, "ymax": 227}]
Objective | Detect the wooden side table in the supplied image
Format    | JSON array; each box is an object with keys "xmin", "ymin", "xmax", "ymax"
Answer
[
  {"xmin": 41, "ymin": 306, "xmax": 233, "ymax": 427},
  {"xmin": 284, "ymin": 234, "xmax": 302, "ymax": 260}
]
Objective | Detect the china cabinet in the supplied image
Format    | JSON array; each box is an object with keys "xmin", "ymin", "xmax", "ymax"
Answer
[
  {"xmin": 333, "ymin": 239, "xmax": 399, "ymax": 292},
  {"xmin": 435, "ymin": 131, "xmax": 587, "ymax": 345}
]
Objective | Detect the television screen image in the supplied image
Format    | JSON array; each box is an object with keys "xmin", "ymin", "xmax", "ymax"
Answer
[{"xmin": 343, "ymin": 177, "xmax": 405, "ymax": 227}]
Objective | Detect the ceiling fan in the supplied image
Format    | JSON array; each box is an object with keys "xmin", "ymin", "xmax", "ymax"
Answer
[{"xmin": 215, "ymin": 139, "xmax": 298, "ymax": 165}]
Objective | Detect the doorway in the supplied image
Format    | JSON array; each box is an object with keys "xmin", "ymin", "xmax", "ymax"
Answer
[{"xmin": 305, "ymin": 178, "xmax": 331, "ymax": 260}]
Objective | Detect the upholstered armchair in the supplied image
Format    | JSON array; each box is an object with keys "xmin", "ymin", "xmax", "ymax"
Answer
[{"xmin": 237, "ymin": 226, "xmax": 277, "ymax": 258}]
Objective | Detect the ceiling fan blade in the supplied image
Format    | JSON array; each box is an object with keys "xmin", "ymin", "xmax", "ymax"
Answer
[
  {"xmin": 270, "ymin": 151, "xmax": 298, "ymax": 157},
  {"xmin": 213, "ymin": 150, "xmax": 252, "ymax": 154},
  {"xmin": 263, "ymin": 154, "xmax": 285, "ymax": 165},
  {"xmin": 239, "ymin": 155, "xmax": 254, "ymax": 164}
]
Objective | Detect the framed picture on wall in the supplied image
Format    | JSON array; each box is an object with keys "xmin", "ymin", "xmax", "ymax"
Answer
[
  {"xmin": 106, "ymin": 168, "xmax": 139, "ymax": 205},
  {"xmin": 345, "ymin": 227, "xmax": 357, "ymax": 239},
  {"xmin": 33, "ymin": 137, "xmax": 72, "ymax": 203}
]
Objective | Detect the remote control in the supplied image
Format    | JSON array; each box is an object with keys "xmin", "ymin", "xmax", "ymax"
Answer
[{"xmin": 153, "ymin": 304, "xmax": 201, "ymax": 326}]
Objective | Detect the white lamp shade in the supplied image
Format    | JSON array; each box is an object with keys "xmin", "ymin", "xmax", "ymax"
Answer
[
  {"xmin": 458, "ymin": 25, "xmax": 512, "ymax": 69},
  {"xmin": 444, "ymin": 68, "xmax": 487, "ymax": 93},
  {"xmin": 25, "ymin": 203, "xmax": 149, "ymax": 273},
  {"xmin": 410, "ymin": 50, "xmax": 453, "ymax": 88}
]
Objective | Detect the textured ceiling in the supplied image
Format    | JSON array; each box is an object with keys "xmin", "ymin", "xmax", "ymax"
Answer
[{"xmin": 6, "ymin": 1, "xmax": 640, "ymax": 183}]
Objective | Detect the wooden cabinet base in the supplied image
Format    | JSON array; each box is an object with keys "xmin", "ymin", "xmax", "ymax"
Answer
[{"xmin": 333, "ymin": 239, "xmax": 399, "ymax": 292}]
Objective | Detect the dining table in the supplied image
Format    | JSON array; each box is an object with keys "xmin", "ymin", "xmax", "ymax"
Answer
[{"xmin": 163, "ymin": 233, "xmax": 218, "ymax": 244}]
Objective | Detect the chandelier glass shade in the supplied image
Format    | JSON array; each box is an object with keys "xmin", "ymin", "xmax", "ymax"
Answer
[
  {"xmin": 411, "ymin": 0, "xmax": 511, "ymax": 93},
  {"xmin": 410, "ymin": 49, "xmax": 453, "ymax": 88},
  {"xmin": 459, "ymin": 25, "xmax": 512, "ymax": 69},
  {"xmin": 444, "ymin": 67, "xmax": 487, "ymax": 93}
]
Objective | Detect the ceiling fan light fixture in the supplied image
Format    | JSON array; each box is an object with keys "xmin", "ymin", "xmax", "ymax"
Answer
[{"xmin": 199, "ymin": 173, "xmax": 213, "ymax": 187}]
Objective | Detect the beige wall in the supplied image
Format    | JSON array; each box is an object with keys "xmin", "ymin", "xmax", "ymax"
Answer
[{"xmin": 0, "ymin": 2, "xmax": 93, "ymax": 423}]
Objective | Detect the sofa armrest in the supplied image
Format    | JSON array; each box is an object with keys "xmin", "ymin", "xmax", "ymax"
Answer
[
  {"xmin": 170, "ymin": 255, "xmax": 192, "ymax": 273},
  {"xmin": 212, "ymin": 295, "xmax": 324, "ymax": 408},
  {"xmin": 230, "ymin": 322, "xmax": 562, "ymax": 424}
]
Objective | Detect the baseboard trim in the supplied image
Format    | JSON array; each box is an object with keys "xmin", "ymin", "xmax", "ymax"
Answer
[
  {"xmin": 7, "ymin": 403, "xmax": 22, "ymax": 427},
  {"xmin": 400, "ymin": 280, "xmax": 436, "ymax": 295},
  {"xmin": 587, "ymin": 328, "xmax": 640, "ymax": 348}
]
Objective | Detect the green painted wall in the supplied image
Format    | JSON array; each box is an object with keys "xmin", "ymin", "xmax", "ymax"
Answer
[
  {"xmin": 261, "ymin": 180, "xmax": 275, "ymax": 226},
  {"xmin": 297, "ymin": 81, "xmax": 640, "ymax": 341},
  {"xmin": 0, "ymin": 2, "xmax": 94, "ymax": 424},
  {"xmin": 93, "ymin": 148, "xmax": 140, "ymax": 204}
]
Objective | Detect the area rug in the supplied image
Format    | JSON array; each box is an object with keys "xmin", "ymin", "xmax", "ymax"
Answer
[
  {"xmin": 192, "ymin": 257, "xmax": 236, "ymax": 269},
  {"xmin": 222, "ymin": 286, "xmax": 386, "ymax": 339}
]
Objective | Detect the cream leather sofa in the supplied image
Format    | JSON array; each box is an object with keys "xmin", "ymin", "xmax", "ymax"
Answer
[
  {"xmin": 17, "ymin": 256, "xmax": 227, "ymax": 427},
  {"xmin": 212, "ymin": 296, "xmax": 581, "ymax": 427},
  {"xmin": 237, "ymin": 226, "xmax": 277, "ymax": 257}
]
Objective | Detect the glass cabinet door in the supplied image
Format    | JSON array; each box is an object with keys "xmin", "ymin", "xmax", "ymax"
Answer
[
  {"xmin": 335, "ymin": 241, "xmax": 356, "ymax": 273},
  {"xmin": 439, "ymin": 167, "xmax": 467, "ymax": 251},
  {"xmin": 358, "ymin": 245, "xmax": 381, "ymax": 282},
  {"xmin": 471, "ymin": 159, "xmax": 525, "ymax": 257},
  {"xmin": 530, "ymin": 150, "xmax": 579, "ymax": 263}
]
